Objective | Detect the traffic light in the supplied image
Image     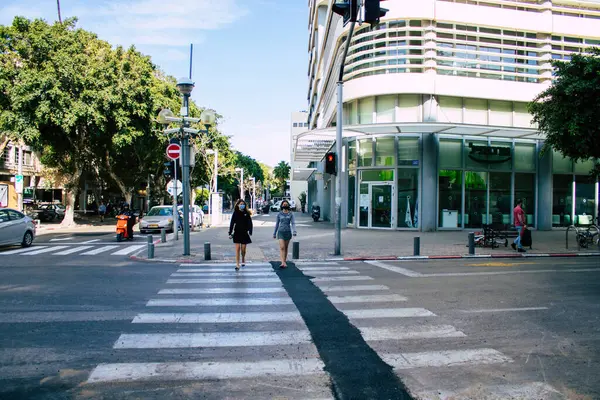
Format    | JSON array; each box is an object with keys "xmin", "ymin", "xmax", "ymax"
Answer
[
  {"xmin": 364, "ymin": 0, "xmax": 389, "ymax": 25},
  {"xmin": 332, "ymin": 0, "xmax": 359, "ymax": 26},
  {"xmin": 164, "ymin": 161, "xmax": 174, "ymax": 179},
  {"xmin": 325, "ymin": 152, "xmax": 337, "ymax": 175}
]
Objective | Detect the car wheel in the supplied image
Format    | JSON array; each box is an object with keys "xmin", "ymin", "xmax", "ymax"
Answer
[{"xmin": 21, "ymin": 231, "xmax": 34, "ymax": 247}]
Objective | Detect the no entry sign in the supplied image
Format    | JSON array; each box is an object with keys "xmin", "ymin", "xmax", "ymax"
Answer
[{"xmin": 166, "ymin": 143, "xmax": 181, "ymax": 160}]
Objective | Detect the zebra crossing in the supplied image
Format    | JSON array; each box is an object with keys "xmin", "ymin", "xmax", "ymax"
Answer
[
  {"xmin": 86, "ymin": 261, "xmax": 562, "ymax": 399},
  {"xmin": 0, "ymin": 243, "xmax": 146, "ymax": 257}
]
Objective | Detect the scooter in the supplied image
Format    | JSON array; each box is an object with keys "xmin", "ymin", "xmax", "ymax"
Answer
[
  {"xmin": 311, "ymin": 204, "xmax": 321, "ymax": 222},
  {"xmin": 116, "ymin": 214, "xmax": 132, "ymax": 242}
]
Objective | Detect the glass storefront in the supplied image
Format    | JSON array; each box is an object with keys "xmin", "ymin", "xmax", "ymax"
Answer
[
  {"xmin": 439, "ymin": 170, "xmax": 463, "ymax": 228},
  {"xmin": 465, "ymin": 171, "xmax": 488, "ymax": 228},
  {"xmin": 397, "ymin": 169, "xmax": 419, "ymax": 228}
]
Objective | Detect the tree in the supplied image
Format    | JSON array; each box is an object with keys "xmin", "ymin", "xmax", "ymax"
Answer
[
  {"xmin": 529, "ymin": 47, "xmax": 600, "ymax": 176},
  {"xmin": 273, "ymin": 161, "xmax": 291, "ymax": 195}
]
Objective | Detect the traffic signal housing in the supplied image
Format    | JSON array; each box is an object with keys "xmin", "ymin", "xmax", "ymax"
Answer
[
  {"xmin": 164, "ymin": 161, "xmax": 174, "ymax": 179},
  {"xmin": 364, "ymin": 0, "xmax": 389, "ymax": 25},
  {"xmin": 325, "ymin": 152, "xmax": 337, "ymax": 176},
  {"xmin": 332, "ymin": 0, "xmax": 359, "ymax": 25}
]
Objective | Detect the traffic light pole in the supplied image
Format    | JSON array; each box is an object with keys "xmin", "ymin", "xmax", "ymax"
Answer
[
  {"xmin": 334, "ymin": 18, "xmax": 357, "ymax": 256},
  {"xmin": 173, "ymin": 163, "xmax": 179, "ymax": 241},
  {"xmin": 182, "ymin": 95, "xmax": 191, "ymax": 256}
]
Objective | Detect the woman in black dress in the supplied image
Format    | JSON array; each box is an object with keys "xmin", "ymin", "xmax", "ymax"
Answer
[{"xmin": 228, "ymin": 200, "xmax": 253, "ymax": 271}]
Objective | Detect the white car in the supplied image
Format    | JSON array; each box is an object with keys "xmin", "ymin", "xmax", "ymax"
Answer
[
  {"xmin": 0, "ymin": 208, "xmax": 36, "ymax": 247},
  {"xmin": 139, "ymin": 206, "xmax": 175, "ymax": 233},
  {"xmin": 178, "ymin": 205, "xmax": 204, "ymax": 227}
]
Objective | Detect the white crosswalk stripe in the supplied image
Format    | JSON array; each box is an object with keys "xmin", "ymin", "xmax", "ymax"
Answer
[
  {"xmin": 111, "ymin": 245, "xmax": 146, "ymax": 255},
  {"xmin": 167, "ymin": 277, "xmax": 282, "ymax": 283},
  {"xmin": 328, "ymin": 294, "xmax": 407, "ymax": 303},
  {"xmin": 22, "ymin": 246, "xmax": 68, "ymax": 255},
  {"xmin": 0, "ymin": 246, "xmax": 49, "ymax": 255},
  {"xmin": 171, "ymin": 271, "xmax": 275, "ymax": 277},
  {"xmin": 146, "ymin": 298, "xmax": 295, "ymax": 307},
  {"xmin": 81, "ymin": 245, "xmax": 120, "ymax": 255},
  {"xmin": 158, "ymin": 287, "xmax": 286, "ymax": 294},
  {"xmin": 132, "ymin": 311, "xmax": 303, "ymax": 324},
  {"xmin": 317, "ymin": 284, "xmax": 390, "ymax": 292},
  {"xmin": 52, "ymin": 246, "xmax": 94, "ymax": 255},
  {"xmin": 0, "ymin": 244, "xmax": 147, "ymax": 257}
]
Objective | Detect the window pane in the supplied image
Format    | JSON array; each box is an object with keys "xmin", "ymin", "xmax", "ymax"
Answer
[
  {"xmin": 552, "ymin": 150, "xmax": 572, "ymax": 173},
  {"xmin": 574, "ymin": 159, "xmax": 595, "ymax": 175},
  {"xmin": 358, "ymin": 97, "xmax": 374, "ymax": 124},
  {"xmin": 464, "ymin": 98, "xmax": 488, "ymax": 124},
  {"xmin": 465, "ymin": 140, "xmax": 489, "ymax": 169},
  {"xmin": 489, "ymin": 141, "xmax": 512, "ymax": 171},
  {"xmin": 398, "ymin": 137, "xmax": 420, "ymax": 166},
  {"xmin": 490, "ymin": 172, "xmax": 511, "ymax": 225},
  {"xmin": 513, "ymin": 102, "xmax": 532, "ymax": 127},
  {"xmin": 575, "ymin": 175, "xmax": 596, "ymax": 225},
  {"xmin": 489, "ymin": 100, "xmax": 512, "ymax": 126},
  {"xmin": 359, "ymin": 183, "xmax": 369, "ymax": 227},
  {"xmin": 348, "ymin": 170, "xmax": 356, "ymax": 226},
  {"xmin": 358, "ymin": 139, "xmax": 373, "ymax": 167},
  {"xmin": 514, "ymin": 143, "xmax": 536, "ymax": 171},
  {"xmin": 348, "ymin": 140, "xmax": 357, "ymax": 169},
  {"xmin": 439, "ymin": 170, "xmax": 462, "ymax": 228},
  {"xmin": 439, "ymin": 139, "xmax": 462, "ymax": 169},
  {"xmin": 375, "ymin": 137, "xmax": 395, "ymax": 166},
  {"xmin": 438, "ymin": 96, "xmax": 463, "ymax": 123},
  {"xmin": 361, "ymin": 169, "xmax": 394, "ymax": 181},
  {"xmin": 397, "ymin": 168, "xmax": 419, "ymax": 228},
  {"xmin": 515, "ymin": 173, "xmax": 535, "ymax": 227},
  {"xmin": 465, "ymin": 171, "xmax": 488, "ymax": 228},
  {"xmin": 376, "ymin": 95, "xmax": 395, "ymax": 123},
  {"xmin": 552, "ymin": 174, "xmax": 573, "ymax": 227},
  {"xmin": 349, "ymin": 101, "xmax": 358, "ymax": 125},
  {"xmin": 397, "ymin": 94, "xmax": 420, "ymax": 122}
]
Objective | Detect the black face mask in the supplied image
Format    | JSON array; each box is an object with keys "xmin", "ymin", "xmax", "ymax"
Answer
[{"xmin": 282, "ymin": 206, "xmax": 290, "ymax": 210}]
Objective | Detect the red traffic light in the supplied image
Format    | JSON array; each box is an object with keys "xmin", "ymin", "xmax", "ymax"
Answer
[{"xmin": 327, "ymin": 154, "xmax": 334, "ymax": 162}]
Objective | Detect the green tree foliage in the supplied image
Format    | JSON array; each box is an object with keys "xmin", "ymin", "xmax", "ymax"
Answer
[
  {"xmin": 529, "ymin": 48, "xmax": 600, "ymax": 176},
  {"xmin": 273, "ymin": 160, "xmax": 291, "ymax": 194}
]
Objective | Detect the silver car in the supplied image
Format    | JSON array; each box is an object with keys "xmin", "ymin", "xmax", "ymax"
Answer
[
  {"xmin": 0, "ymin": 208, "xmax": 36, "ymax": 247},
  {"xmin": 139, "ymin": 206, "xmax": 175, "ymax": 234}
]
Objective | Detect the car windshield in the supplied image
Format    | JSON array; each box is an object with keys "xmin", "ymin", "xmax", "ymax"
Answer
[{"xmin": 147, "ymin": 208, "xmax": 172, "ymax": 216}]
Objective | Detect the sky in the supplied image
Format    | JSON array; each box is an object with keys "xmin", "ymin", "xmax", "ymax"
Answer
[{"xmin": 0, "ymin": 0, "xmax": 309, "ymax": 167}]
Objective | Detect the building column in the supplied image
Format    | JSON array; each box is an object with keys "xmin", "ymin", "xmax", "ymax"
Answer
[
  {"xmin": 537, "ymin": 144, "xmax": 553, "ymax": 230},
  {"xmin": 421, "ymin": 133, "xmax": 438, "ymax": 231}
]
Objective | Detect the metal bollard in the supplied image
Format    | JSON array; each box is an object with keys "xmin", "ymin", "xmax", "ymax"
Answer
[
  {"xmin": 413, "ymin": 237, "xmax": 420, "ymax": 256},
  {"xmin": 161, "ymin": 228, "xmax": 166, "ymax": 243},
  {"xmin": 204, "ymin": 242, "xmax": 211, "ymax": 261},
  {"xmin": 292, "ymin": 241, "xmax": 300, "ymax": 260},
  {"xmin": 147, "ymin": 235, "xmax": 154, "ymax": 259},
  {"xmin": 468, "ymin": 232, "xmax": 475, "ymax": 255}
]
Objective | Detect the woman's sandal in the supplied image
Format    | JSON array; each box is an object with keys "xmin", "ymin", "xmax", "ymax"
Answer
[
  {"xmin": 279, "ymin": 264, "xmax": 287, "ymax": 269},
  {"xmin": 235, "ymin": 266, "xmax": 240, "ymax": 271}
]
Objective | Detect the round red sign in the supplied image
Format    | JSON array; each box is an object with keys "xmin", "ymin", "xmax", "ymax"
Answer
[{"xmin": 166, "ymin": 143, "xmax": 181, "ymax": 160}]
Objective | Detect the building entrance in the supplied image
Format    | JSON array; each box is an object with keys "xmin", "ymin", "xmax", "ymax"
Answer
[{"xmin": 359, "ymin": 182, "xmax": 394, "ymax": 229}]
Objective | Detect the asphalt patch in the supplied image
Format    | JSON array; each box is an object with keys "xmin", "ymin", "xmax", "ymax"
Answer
[{"xmin": 272, "ymin": 261, "xmax": 413, "ymax": 400}]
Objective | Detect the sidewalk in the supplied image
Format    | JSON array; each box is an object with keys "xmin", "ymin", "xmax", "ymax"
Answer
[{"xmin": 134, "ymin": 213, "xmax": 600, "ymax": 263}]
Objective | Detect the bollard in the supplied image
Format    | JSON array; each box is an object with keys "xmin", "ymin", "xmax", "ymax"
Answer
[
  {"xmin": 468, "ymin": 232, "xmax": 475, "ymax": 255},
  {"xmin": 292, "ymin": 241, "xmax": 300, "ymax": 260},
  {"xmin": 147, "ymin": 235, "xmax": 154, "ymax": 259},
  {"xmin": 413, "ymin": 237, "xmax": 420, "ymax": 256},
  {"xmin": 204, "ymin": 242, "xmax": 211, "ymax": 261},
  {"xmin": 161, "ymin": 228, "xmax": 166, "ymax": 243}
]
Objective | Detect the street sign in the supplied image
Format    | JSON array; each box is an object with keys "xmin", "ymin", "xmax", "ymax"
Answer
[
  {"xmin": 15, "ymin": 174, "xmax": 23, "ymax": 194},
  {"xmin": 166, "ymin": 144, "xmax": 181, "ymax": 160},
  {"xmin": 166, "ymin": 179, "xmax": 183, "ymax": 196}
]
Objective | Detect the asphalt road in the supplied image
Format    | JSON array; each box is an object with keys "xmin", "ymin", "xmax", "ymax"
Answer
[{"xmin": 0, "ymin": 245, "xmax": 598, "ymax": 399}]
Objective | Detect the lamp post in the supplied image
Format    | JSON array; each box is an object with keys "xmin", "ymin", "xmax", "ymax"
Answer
[
  {"xmin": 235, "ymin": 168, "xmax": 244, "ymax": 203},
  {"xmin": 206, "ymin": 149, "xmax": 218, "ymax": 226},
  {"xmin": 249, "ymin": 177, "xmax": 256, "ymax": 213}
]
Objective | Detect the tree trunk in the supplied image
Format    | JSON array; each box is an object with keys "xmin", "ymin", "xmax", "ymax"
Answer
[
  {"xmin": 124, "ymin": 192, "xmax": 132, "ymax": 206},
  {"xmin": 60, "ymin": 168, "xmax": 81, "ymax": 227}
]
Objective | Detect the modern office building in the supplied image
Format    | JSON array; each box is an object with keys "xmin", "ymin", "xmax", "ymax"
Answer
[
  {"xmin": 293, "ymin": 0, "xmax": 599, "ymax": 231},
  {"xmin": 290, "ymin": 111, "xmax": 310, "ymax": 211}
]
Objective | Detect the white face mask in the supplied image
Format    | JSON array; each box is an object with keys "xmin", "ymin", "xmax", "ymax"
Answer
[{"xmin": 239, "ymin": 204, "xmax": 246, "ymax": 210}]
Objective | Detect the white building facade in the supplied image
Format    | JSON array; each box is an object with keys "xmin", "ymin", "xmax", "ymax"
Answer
[
  {"xmin": 290, "ymin": 111, "xmax": 310, "ymax": 211},
  {"xmin": 293, "ymin": 0, "xmax": 600, "ymax": 230}
]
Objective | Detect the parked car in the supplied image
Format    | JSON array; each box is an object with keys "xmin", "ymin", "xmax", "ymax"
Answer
[
  {"xmin": 0, "ymin": 208, "xmax": 36, "ymax": 247},
  {"xmin": 138, "ymin": 206, "xmax": 175, "ymax": 234},
  {"xmin": 32, "ymin": 204, "xmax": 60, "ymax": 222},
  {"xmin": 271, "ymin": 200, "xmax": 282, "ymax": 212},
  {"xmin": 54, "ymin": 204, "xmax": 66, "ymax": 219},
  {"xmin": 178, "ymin": 205, "xmax": 204, "ymax": 228}
]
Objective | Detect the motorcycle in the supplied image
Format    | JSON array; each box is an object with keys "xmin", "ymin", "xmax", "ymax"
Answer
[
  {"xmin": 311, "ymin": 204, "xmax": 321, "ymax": 222},
  {"xmin": 116, "ymin": 214, "xmax": 132, "ymax": 242}
]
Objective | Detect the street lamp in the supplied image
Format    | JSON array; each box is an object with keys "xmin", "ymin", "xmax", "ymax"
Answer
[
  {"xmin": 206, "ymin": 149, "xmax": 218, "ymax": 226},
  {"xmin": 235, "ymin": 167, "xmax": 244, "ymax": 203},
  {"xmin": 249, "ymin": 177, "xmax": 256, "ymax": 213}
]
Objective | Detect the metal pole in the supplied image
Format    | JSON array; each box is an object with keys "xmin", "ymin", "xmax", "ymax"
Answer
[
  {"xmin": 182, "ymin": 95, "xmax": 191, "ymax": 256},
  {"xmin": 468, "ymin": 232, "xmax": 475, "ymax": 255},
  {"xmin": 173, "ymin": 158, "xmax": 178, "ymax": 241},
  {"xmin": 413, "ymin": 237, "xmax": 420, "ymax": 256},
  {"xmin": 17, "ymin": 145, "xmax": 23, "ymax": 212},
  {"xmin": 147, "ymin": 174, "xmax": 150, "ymax": 213},
  {"xmin": 334, "ymin": 19, "xmax": 357, "ymax": 256},
  {"xmin": 240, "ymin": 169, "xmax": 244, "ymax": 202},
  {"xmin": 147, "ymin": 235, "xmax": 154, "ymax": 259},
  {"xmin": 292, "ymin": 241, "xmax": 300, "ymax": 260},
  {"xmin": 204, "ymin": 242, "xmax": 211, "ymax": 260}
]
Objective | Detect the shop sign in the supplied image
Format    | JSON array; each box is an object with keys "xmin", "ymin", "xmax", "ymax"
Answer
[{"xmin": 468, "ymin": 143, "xmax": 511, "ymax": 164}]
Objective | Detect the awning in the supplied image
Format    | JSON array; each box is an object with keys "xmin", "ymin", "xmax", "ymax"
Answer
[
  {"xmin": 293, "ymin": 122, "xmax": 541, "ymax": 162},
  {"xmin": 291, "ymin": 168, "xmax": 317, "ymax": 181}
]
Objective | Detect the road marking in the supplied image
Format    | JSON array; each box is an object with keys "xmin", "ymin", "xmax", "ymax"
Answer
[
  {"xmin": 360, "ymin": 325, "xmax": 466, "ymax": 340},
  {"xmin": 52, "ymin": 246, "xmax": 94, "ymax": 255},
  {"xmin": 459, "ymin": 307, "xmax": 549, "ymax": 313},
  {"xmin": 468, "ymin": 262, "xmax": 538, "ymax": 267},
  {"xmin": 328, "ymin": 294, "xmax": 408, "ymax": 304},
  {"xmin": 302, "ymin": 270, "xmax": 360, "ymax": 276},
  {"xmin": 22, "ymin": 246, "xmax": 68, "ymax": 255},
  {"xmin": 365, "ymin": 260, "xmax": 424, "ymax": 277},
  {"xmin": 382, "ymin": 348, "xmax": 512, "ymax": 369},
  {"xmin": 423, "ymin": 268, "xmax": 600, "ymax": 277},
  {"xmin": 113, "ymin": 330, "xmax": 312, "ymax": 349},
  {"xmin": 82, "ymin": 239, "xmax": 102, "ymax": 244},
  {"xmin": 176, "ymin": 268, "xmax": 273, "ymax": 273},
  {"xmin": 158, "ymin": 287, "xmax": 286, "ymax": 294},
  {"xmin": 344, "ymin": 308, "xmax": 436, "ymax": 318},
  {"xmin": 147, "ymin": 298, "xmax": 294, "ymax": 307},
  {"xmin": 171, "ymin": 272, "xmax": 274, "ymax": 277},
  {"xmin": 312, "ymin": 276, "xmax": 374, "ymax": 282},
  {"xmin": 294, "ymin": 261, "xmax": 339, "ymax": 265},
  {"xmin": 417, "ymin": 382, "xmax": 561, "ymax": 400},
  {"xmin": 167, "ymin": 277, "xmax": 282, "ymax": 284},
  {"xmin": 182, "ymin": 263, "xmax": 272, "ymax": 267},
  {"xmin": 316, "ymin": 284, "xmax": 390, "ymax": 292},
  {"xmin": 132, "ymin": 311, "xmax": 303, "ymax": 324},
  {"xmin": 0, "ymin": 246, "xmax": 49, "ymax": 255},
  {"xmin": 81, "ymin": 246, "xmax": 120, "ymax": 255},
  {"xmin": 112, "ymin": 245, "xmax": 146, "ymax": 255},
  {"xmin": 50, "ymin": 238, "xmax": 72, "ymax": 242},
  {"xmin": 88, "ymin": 359, "xmax": 325, "ymax": 383},
  {"xmin": 298, "ymin": 266, "xmax": 351, "ymax": 271}
]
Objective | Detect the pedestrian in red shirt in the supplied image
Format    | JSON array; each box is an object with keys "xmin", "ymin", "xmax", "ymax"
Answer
[{"xmin": 512, "ymin": 199, "xmax": 526, "ymax": 252}]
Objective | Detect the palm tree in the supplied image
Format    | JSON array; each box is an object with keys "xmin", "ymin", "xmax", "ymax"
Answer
[{"xmin": 273, "ymin": 161, "xmax": 290, "ymax": 195}]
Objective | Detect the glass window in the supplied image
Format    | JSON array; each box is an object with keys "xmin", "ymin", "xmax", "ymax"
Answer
[
  {"xmin": 439, "ymin": 139, "xmax": 462, "ymax": 169},
  {"xmin": 463, "ymin": 98, "xmax": 488, "ymax": 125},
  {"xmin": 348, "ymin": 140, "xmax": 357, "ymax": 169},
  {"xmin": 465, "ymin": 140, "xmax": 489, "ymax": 170},
  {"xmin": 375, "ymin": 137, "xmax": 395, "ymax": 166},
  {"xmin": 515, "ymin": 173, "xmax": 536, "ymax": 227},
  {"xmin": 438, "ymin": 170, "xmax": 463, "ymax": 228},
  {"xmin": 438, "ymin": 96, "xmax": 462, "ymax": 123},
  {"xmin": 513, "ymin": 102, "xmax": 532, "ymax": 127},
  {"xmin": 465, "ymin": 171, "xmax": 488, "ymax": 228},
  {"xmin": 358, "ymin": 139, "xmax": 373, "ymax": 167},
  {"xmin": 552, "ymin": 150, "xmax": 572, "ymax": 173},
  {"xmin": 358, "ymin": 97, "xmax": 374, "ymax": 124},
  {"xmin": 293, "ymin": 123, "xmax": 298, "ymax": 127},
  {"xmin": 7, "ymin": 210, "xmax": 24, "ymax": 220},
  {"xmin": 397, "ymin": 94, "xmax": 420, "ymax": 122},
  {"xmin": 359, "ymin": 183, "xmax": 369, "ymax": 227},
  {"xmin": 0, "ymin": 210, "xmax": 9, "ymax": 223},
  {"xmin": 575, "ymin": 175, "xmax": 596, "ymax": 225},
  {"xmin": 397, "ymin": 137, "xmax": 420, "ymax": 166},
  {"xmin": 376, "ymin": 95, "xmax": 395, "ymax": 123},
  {"xmin": 360, "ymin": 169, "xmax": 394, "ymax": 181},
  {"xmin": 349, "ymin": 101, "xmax": 358, "ymax": 125},
  {"xmin": 489, "ymin": 100, "xmax": 512, "ymax": 126},
  {"xmin": 574, "ymin": 159, "xmax": 595, "ymax": 175},
  {"xmin": 489, "ymin": 172, "xmax": 511, "ymax": 225},
  {"xmin": 488, "ymin": 141, "xmax": 513, "ymax": 171},
  {"xmin": 397, "ymin": 169, "xmax": 419, "ymax": 228},
  {"xmin": 514, "ymin": 143, "xmax": 536, "ymax": 171},
  {"xmin": 552, "ymin": 175, "xmax": 573, "ymax": 227},
  {"xmin": 348, "ymin": 170, "xmax": 356, "ymax": 226}
]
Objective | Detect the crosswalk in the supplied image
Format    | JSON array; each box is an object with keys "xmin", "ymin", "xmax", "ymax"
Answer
[
  {"xmin": 86, "ymin": 261, "xmax": 563, "ymax": 399},
  {"xmin": 0, "ymin": 244, "xmax": 145, "ymax": 257}
]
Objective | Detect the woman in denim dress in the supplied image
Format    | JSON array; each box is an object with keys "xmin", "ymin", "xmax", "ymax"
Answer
[{"xmin": 273, "ymin": 200, "xmax": 296, "ymax": 268}]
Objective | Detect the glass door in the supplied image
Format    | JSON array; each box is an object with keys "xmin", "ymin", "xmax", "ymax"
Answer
[
  {"xmin": 359, "ymin": 183, "xmax": 369, "ymax": 227},
  {"xmin": 371, "ymin": 184, "xmax": 393, "ymax": 228}
]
